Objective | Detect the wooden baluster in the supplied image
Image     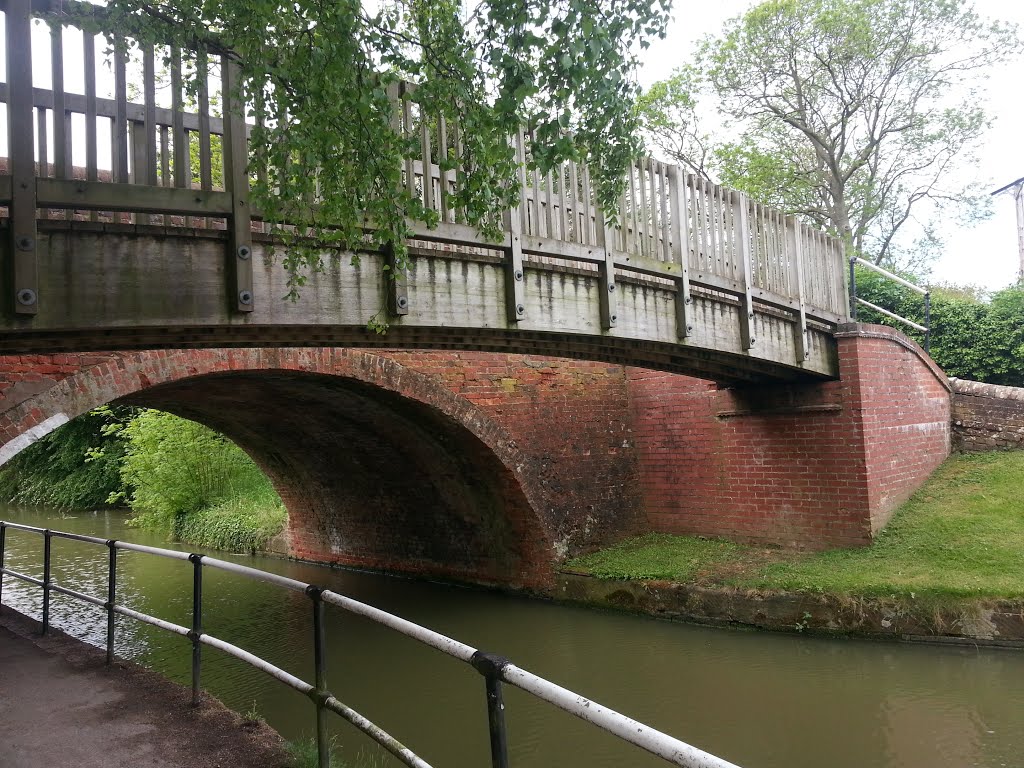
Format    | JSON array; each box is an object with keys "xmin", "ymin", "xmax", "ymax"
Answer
[
  {"xmin": 692, "ymin": 177, "xmax": 704, "ymax": 272},
  {"xmin": 171, "ymin": 47, "xmax": 191, "ymax": 227},
  {"xmin": 36, "ymin": 107, "xmax": 48, "ymax": 181},
  {"xmin": 83, "ymin": 31, "xmax": 100, "ymax": 221},
  {"xmin": 437, "ymin": 114, "xmax": 449, "ymax": 223},
  {"xmin": 706, "ymin": 180, "xmax": 720, "ymax": 276},
  {"xmin": 628, "ymin": 161, "xmax": 641, "ymax": 256},
  {"xmin": 160, "ymin": 126, "xmax": 170, "ymax": 187},
  {"xmin": 452, "ymin": 113, "xmax": 465, "ymax": 224},
  {"xmin": 559, "ymin": 162, "xmax": 570, "ymax": 243},
  {"xmin": 197, "ymin": 50, "xmax": 212, "ymax": 228},
  {"xmin": 6, "ymin": 0, "xmax": 37, "ymax": 314},
  {"xmin": 143, "ymin": 45, "xmax": 158, "ymax": 187},
  {"xmin": 648, "ymin": 157, "xmax": 659, "ymax": 258},
  {"xmin": 786, "ymin": 215, "xmax": 809, "ymax": 363},
  {"xmin": 420, "ymin": 106, "xmax": 434, "ymax": 213},
  {"xmin": 112, "ymin": 38, "xmax": 128, "ymax": 185},
  {"xmin": 545, "ymin": 168, "xmax": 555, "ymax": 240},
  {"xmin": 580, "ymin": 164, "xmax": 593, "ymax": 245},
  {"xmin": 659, "ymin": 162, "xmax": 671, "ymax": 262},
  {"xmin": 530, "ymin": 131, "xmax": 542, "ymax": 238},
  {"xmin": 751, "ymin": 201, "xmax": 763, "ymax": 289},
  {"xmin": 50, "ymin": 22, "xmax": 67, "ymax": 184},
  {"xmin": 568, "ymin": 160, "xmax": 580, "ymax": 243},
  {"xmin": 401, "ymin": 85, "xmax": 416, "ymax": 201}
]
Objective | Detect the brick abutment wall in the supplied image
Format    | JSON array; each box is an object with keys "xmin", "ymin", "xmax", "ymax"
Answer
[
  {"xmin": 0, "ymin": 325, "xmax": 952, "ymax": 585},
  {"xmin": 627, "ymin": 324, "xmax": 950, "ymax": 547},
  {"xmin": 950, "ymin": 378, "xmax": 1024, "ymax": 452}
]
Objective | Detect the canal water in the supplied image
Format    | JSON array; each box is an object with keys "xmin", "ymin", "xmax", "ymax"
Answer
[{"xmin": 1, "ymin": 506, "xmax": 1022, "ymax": 768}]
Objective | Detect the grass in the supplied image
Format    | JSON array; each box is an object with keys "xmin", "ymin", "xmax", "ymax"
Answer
[
  {"xmin": 172, "ymin": 491, "xmax": 287, "ymax": 553},
  {"xmin": 566, "ymin": 532, "xmax": 743, "ymax": 581},
  {"xmin": 564, "ymin": 451, "xmax": 1024, "ymax": 601},
  {"xmin": 285, "ymin": 738, "xmax": 384, "ymax": 768}
]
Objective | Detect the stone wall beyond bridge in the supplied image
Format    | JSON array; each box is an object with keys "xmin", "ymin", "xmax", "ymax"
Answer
[
  {"xmin": 0, "ymin": 324, "xmax": 951, "ymax": 589},
  {"xmin": 951, "ymin": 379, "xmax": 1024, "ymax": 452}
]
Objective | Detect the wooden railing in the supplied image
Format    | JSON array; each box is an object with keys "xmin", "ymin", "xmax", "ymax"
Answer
[{"xmin": 0, "ymin": 0, "xmax": 849, "ymax": 356}]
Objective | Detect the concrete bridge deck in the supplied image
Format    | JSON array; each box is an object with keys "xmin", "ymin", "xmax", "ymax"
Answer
[{"xmin": 0, "ymin": 610, "xmax": 288, "ymax": 768}]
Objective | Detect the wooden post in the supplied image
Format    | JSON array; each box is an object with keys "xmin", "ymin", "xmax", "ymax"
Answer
[
  {"xmin": 6, "ymin": 0, "xmax": 37, "ymax": 315},
  {"xmin": 50, "ymin": 22, "xmax": 68, "ymax": 182},
  {"xmin": 112, "ymin": 38, "xmax": 129, "ymax": 184},
  {"xmin": 734, "ymin": 190, "xmax": 756, "ymax": 350},
  {"xmin": 787, "ymin": 216, "xmax": 809, "ymax": 363},
  {"xmin": 668, "ymin": 165, "xmax": 692, "ymax": 339},
  {"xmin": 504, "ymin": 129, "xmax": 527, "ymax": 323},
  {"xmin": 385, "ymin": 82, "xmax": 409, "ymax": 317},
  {"xmin": 598, "ymin": 212, "xmax": 618, "ymax": 330},
  {"xmin": 222, "ymin": 56, "xmax": 254, "ymax": 313}
]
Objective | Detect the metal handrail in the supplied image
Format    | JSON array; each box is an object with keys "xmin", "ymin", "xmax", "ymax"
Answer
[
  {"xmin": 849, "ymin": 256, "xmax": 932, "ymax": 353},
  {"xmin": 0, "ymin": 521, "xmax": 742, "ymax": 768}
]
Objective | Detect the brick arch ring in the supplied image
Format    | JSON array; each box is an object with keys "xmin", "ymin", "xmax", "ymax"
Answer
[{"xmin": 0, "ymin": 348, "xmax": 555, "ymax": 588}]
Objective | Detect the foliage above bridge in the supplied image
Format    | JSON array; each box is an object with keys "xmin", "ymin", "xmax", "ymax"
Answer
[{"xmin": 56, "ymin": 0, "xmax": 671, "ymax": 280}]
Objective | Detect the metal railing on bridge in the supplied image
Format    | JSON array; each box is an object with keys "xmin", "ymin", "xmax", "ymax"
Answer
[
  {"xmin": 0, "ymin": 520, "xmax": 743, "ymax": 768},
  {"xmin": 0, "ymin": 0, "xmax": 848, "ymax": 362}
]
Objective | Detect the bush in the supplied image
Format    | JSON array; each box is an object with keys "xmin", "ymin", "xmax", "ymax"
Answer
[
  {"xmin": 854, "ymin": 267, "xmax": 1024, "ymax": 386},
  {"xmin": 115, "ymin": 410, "xmax": 286, "ymax": 550},
  {"xmin": 0, "ymin": 406, "xmax": 131, "ymax": 509}
]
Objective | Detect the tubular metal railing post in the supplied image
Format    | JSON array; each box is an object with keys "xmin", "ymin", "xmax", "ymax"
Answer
[
  {"xmin": 0, "ymin": 522, "xmax": 6, "ymax": 606},
  {"xmin": 470, "ymin": 651, "xmax": 511, "ymax": 768},
  {"xmin": 849, "ymin": 256, "xmax": 858, "ymax": 322},
  {"xmin": 105, "ymin": 539, "xmax": 117, "ymax": 664},
  {"xmin": 41, "ymin": 529, "xmax": 52, "ymax": 634},
  {"xmin": 307, "ymin": 586, "xmax": 330, "ymax": 768},
  {"xmin": 924, "ymin": 291, "xmax": 931, "ymax": 355},
  {"xmin": 189, "ymin": 553, "xmax": 203, "ymax": 706}
]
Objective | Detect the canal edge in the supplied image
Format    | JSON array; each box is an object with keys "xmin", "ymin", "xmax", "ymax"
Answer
[{"xmin": 554, "ymin": 572, "xmax": 1024, "ymax": 649}]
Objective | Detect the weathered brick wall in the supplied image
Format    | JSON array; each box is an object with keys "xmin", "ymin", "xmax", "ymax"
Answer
[
  {"xmin": 950, "ymin": 378, "xmax": 1024, "ymax": 452},
  {"xmin": 626, "ymin": 324, "xmax": 950, "ymax": 548},
  {"xmin": 0, "ymin": 327, "xmax": 952, "ymax": 578},
  {"xmin": 843, "ymin": 327, "xmax": 951, "ymax": 532},
  {"xmin": 0, "ymin": 348, "xmax": 642, "ymax": 588}
]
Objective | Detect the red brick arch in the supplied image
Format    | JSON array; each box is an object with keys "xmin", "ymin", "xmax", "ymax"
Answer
[{"xmin": 0, "ymin": 348, "xmax": 583, "ymax": 588}]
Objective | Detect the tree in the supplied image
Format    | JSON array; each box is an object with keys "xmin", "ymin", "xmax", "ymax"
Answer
[
  {"xmin": 641, "ymin": 0, "xmax": 1021, "ymax": 270},
  {"xmin": 635, "ymin": 66, "xmax": 713, "ymax": 179},
  {"xmin": 61, "ymin": 0, "xmax": 670, "ymax": 293}
]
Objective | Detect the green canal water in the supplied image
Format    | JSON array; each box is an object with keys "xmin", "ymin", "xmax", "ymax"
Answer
[{"xmin": 1, "ymin": 505, "xmax": 1022, "ymax": 768}]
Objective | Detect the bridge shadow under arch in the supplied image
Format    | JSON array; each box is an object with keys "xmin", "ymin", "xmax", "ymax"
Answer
[{"xmin": 3, "ymin": 350, "xmax": 553, "ymax": 588}]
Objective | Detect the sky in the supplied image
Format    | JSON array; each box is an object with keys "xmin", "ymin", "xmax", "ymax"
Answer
[
  {"xmin": 7, "ymin": 1, "xmax": 1022, "ymax": 290},
  {"xmin": 635, "ymin": 0, "xmax": 1024, "ymax": 291}
]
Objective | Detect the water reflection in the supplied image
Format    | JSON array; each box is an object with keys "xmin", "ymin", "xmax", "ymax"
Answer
[{"xmin": 2, "ymin": 505, "xmax": 1023, "ymax": 768}]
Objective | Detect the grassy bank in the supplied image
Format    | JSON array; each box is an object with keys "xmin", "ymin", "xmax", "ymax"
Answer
[
  {"xmin": 118, "ymin": 410, "xmax": 287, "ymax": 552},
  {"xmin": 566, "ymin": 451, "xmax": 1024, "ymax": 601}
]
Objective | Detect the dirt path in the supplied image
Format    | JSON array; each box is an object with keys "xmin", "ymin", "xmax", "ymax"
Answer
[{"xmin": 0, "ymin": 609, "xmax": 290, "ymax": 768}]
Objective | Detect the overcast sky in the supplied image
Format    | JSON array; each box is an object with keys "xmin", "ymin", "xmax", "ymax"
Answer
[{"xmin": 637, "ymin": 0, "xmax": 1024, "ymax": 291}]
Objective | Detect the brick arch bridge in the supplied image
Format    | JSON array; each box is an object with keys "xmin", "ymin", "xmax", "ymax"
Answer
[{"xmin": 0, "ymin": 325, "xmax": 952, "ymax": 590}]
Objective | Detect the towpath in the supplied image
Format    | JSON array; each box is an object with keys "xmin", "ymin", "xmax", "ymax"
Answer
[{"xmin": 0, "ymin": 610, "xmax": 289, "ymax": 768}]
